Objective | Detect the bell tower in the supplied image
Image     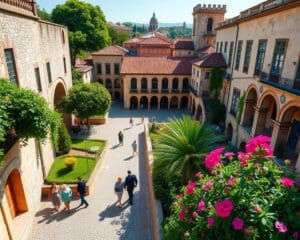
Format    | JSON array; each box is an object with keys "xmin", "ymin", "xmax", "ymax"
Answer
[
  {"xmin": 192, "ymin": 4, "xmax": 226, "ymax": 52},
  {"xmin": 149, "ymin": 12, "xmax": 158, "ymax": 32}
]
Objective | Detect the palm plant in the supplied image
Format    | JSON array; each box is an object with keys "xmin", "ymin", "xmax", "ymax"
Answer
[{"xmin": 153, "ymin": 116, "xmax": 223, "ymax": 183}]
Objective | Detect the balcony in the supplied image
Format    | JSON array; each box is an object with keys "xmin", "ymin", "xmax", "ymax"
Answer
[
  {"xmin": 151, "ymin": 88, "xmax": 159, "ymax": 93},
  {"xmin": 0, "ymin": 0, "xmax": 37, "ymax": 17},
  {"xmin": 161, "ymin": 88, "xmax": 169, "ymax": 93},
  {"xmin": 141, "ymin": 88, "xmax": 148, "ymax": 93},
  {"xmin": 130, "ymin": 88, "xmax": 138, "ymax": 93},
  {"xmin": 259, "ymin": 72, "xmax": 300, "ymax": 96}
]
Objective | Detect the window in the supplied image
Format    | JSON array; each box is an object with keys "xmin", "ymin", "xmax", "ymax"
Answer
[
  {"xmin": 197, "ymin": 70, "xmax": 199, "ymax": 78},
  {"xmin": 131, "ymin": 78, "xmax": 137, "ymax": 89},
  {"xmin": 152, "ymin": 78, "xmax": 158, "ymax": 89},
  {"xmin": 193, "ymin": 18, "xmax": 196, "ymax": 36},
  {"xmin": 106, "ymin": 79, "xmax": 112, "ymax": 88},
  {"xmin": 235, "ymin": 41, "xmax": 243, "ymax": 70},
  {"xmin": 228, "ymin": 41, "xmax": 234, "ymax": 67},
  {"xmin": 243, "ymin": 40, "xmax": 253, "ymax": 73},
  {"xmin": 114, "ymin": 63, "xmax": 120, "ymax": 75},
  {"xmin": 63, "ymin": 57, "xmax": 67, "ymax": 74},
  {"xmin": 230, "ymin": 88, "xmax": 241, "ymax": 116},
  {"xmin": 205, "ymin": 72, "xmax": 210, "ymax": 79},
  {"xmin": 193, "ymin": 68, "xmax": 195, "ymax": 75},
  {"xmin": 62, "ymin": 30, "xmax": 65, "ymax": 44},
  {"xmin": 224, "ymin": 42, "xmax": 228, "ymax": 53},
  {"xmin": 46, "ymin": 62, "xmax": 52, "ymax": 83},
  {"xmin": 220, "ymin": 42, "xmax": 223, "ymax": 53},
  {"xmin": 172, "ymin": 78, "xmax": 178, "ymax": 89},
  {"xmin": 96, "ymin": 64, "xmax": 102, "ymax": 74},
  {"xmin": 207, "ymin": 18, "xmax": 213, "ymax": 33},
  {"xmin": 183, "ymin": 78, "xmax": 189, "ymax": 89},
  {"xmin": 141, "ymin": 78, "xmax": 147, "ymax": 89},
  {"xmin": 34, "ymin": 67, "xmax": 42, "ymax": 92},
  {"xmin": 162, "ymin": 78, "xmax": 168, "ymax": 89},
  {"xmin": 4, "ymin": 49, "xmax": 18, "ymax": 84},
  {"xmin": 105, "ymin": 63, "xmax": 111, "ymax": 75},
  {"xmin": 254, "ymin": 40, "xmax": 267, "ymax": 76},
  {"xmin": 294, "ymin": 59, "xmax": 300, "ymax": 90},
  {"xmin": 270, "ymin": 39, "xmax": 288, "ymax": 83},
  {"xmin": 216, "ymin": 42, "xmax": 219, "ymax": 53}
]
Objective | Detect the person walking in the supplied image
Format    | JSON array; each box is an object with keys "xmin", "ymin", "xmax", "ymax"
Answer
[
  {"xmin": 60, "ymin": 184, "xmax": 72, "ymax": 212},
  {"xmin": 132, "ymin": 140, "xmax": 137, "ymax": 156},
  {"xmin": 77, "ymin": 177, "xmax": 89, "ymax": 208},
  {"xmin": 141, "ymin": 115, "xmax": 144, "ymax": 124},
  {"xmin": 118, "ymin": 131, "xmax": 123, "ymax": 146},
  {"xmin": 114, "ymin": 177, "xmax": 124, "ymax": 208},
  {"xmin": 130, "ymin": 117, "xmax": 134, "ymax": 127},
  {"xmin": 124, "ymin": 170, "xmax": 138, "ymax": 205},
  {"xmin": 48, "ymin": 183, "xmax": 61, "ymax": 211}
]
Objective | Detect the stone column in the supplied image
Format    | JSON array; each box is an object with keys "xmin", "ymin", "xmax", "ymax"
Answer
[
  {"xmin": 270, "ymin": 120, "xmax": 291, "ymax": 148},
  {"xmin": 251, "ymin": 106, "xmax": 268, "ymax": 136}
]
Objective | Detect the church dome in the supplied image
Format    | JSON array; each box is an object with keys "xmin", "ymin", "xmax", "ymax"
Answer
[
  {"xmin": 149, "ymin": 12, "xmax": 158, "ymax": 32},
  {"xmin": 150, "ymin": 13, "xmax": 158, "ymax": 25}
]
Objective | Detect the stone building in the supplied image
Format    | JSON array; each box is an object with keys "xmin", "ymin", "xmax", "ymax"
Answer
[
  {"xmin": 75, "ymin": 58, "xmax": 94, "ymax": 84},
  {"xmin": 215, "ymin": 0, "xmax": 300, "ymax": 164},
  {"xmin": 92, "ymin": 45, "xmax": 128, "ymax": 100},
  {"xmin": 0, "ymin": 1, "xmax": 72, "ymax": 239},
  {"xmin": 149, "ymin": 12, "xmax": 158, "ymax": 32},
  {"xmin": 192, "ymin": 4, "xmax": 226, "ymax": 53}
]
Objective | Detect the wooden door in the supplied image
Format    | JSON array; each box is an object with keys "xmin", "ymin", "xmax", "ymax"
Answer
[{"xmin": 4, "ymin": 180, "xmax": 17, "ymax": 218}]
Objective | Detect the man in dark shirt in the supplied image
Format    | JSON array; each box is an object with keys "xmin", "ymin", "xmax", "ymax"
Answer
[
  {"xmin": 77, "ymin": 177, "xmax": 89, "ymax": 208},
  {"xmin": 124, "ymin": 170, "xmax": 138, "ymax": 205}
]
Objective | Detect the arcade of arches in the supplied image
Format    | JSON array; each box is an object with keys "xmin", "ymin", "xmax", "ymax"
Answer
[{"xmin": 129, "ymin": 95, "xmax": 189, "ymax": 110}]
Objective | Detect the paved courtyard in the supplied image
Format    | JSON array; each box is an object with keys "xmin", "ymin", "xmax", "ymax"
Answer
[{"xmin": 29, "ymin": 103, "xmax": 189, "ymax": 240}]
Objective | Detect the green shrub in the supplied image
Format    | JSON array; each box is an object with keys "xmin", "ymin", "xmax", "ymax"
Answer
[
  {"xmin": 56, "ymin": 120, "xmax": 71, "ymax": 155},
  {"xmin": 208, "ymin": 99, "xmax": 226, "ymax": 124}
]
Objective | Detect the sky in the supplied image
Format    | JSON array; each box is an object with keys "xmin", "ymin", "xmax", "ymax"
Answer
[{"xmin": 37, "ymin": 0, "xmax": 263, "ymax": 24}]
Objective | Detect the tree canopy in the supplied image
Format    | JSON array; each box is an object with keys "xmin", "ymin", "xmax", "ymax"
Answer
[
  {"xmin": 108, "ymin": 25, "xmax": 130, "ymax": 46},
  {"xmin": 59, "ymin": 83, "xmax": 111, "ymax": 123},
  {"xmin": 52, "ymin": 0, "xmax": 111, "ymax": 65},
  {"xmin": 209, "ymin": 68, "xmax": 225, "ymax": 99},
  {"xmin": 37, "ymin": 5, "xmax": 52, "ymax": 22},
  {"xmin": 71, "ymin": 68, "xmax": 84, "ymax": 86}
]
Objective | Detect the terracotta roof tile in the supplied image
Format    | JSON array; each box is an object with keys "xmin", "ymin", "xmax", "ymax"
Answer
[
  {"xmin": 192, "ymin": 53, "xmax": 226, "ymax": 68},
  {"xmin": 198, "ymin": 45, "xmax": 215, "ymax": 55},
  {"xmin": 121, "ymin": 56, "xmax": 196, "ymax": 75},
  {"xmin": 75, "ymin": 59, "xmax": 93, "ymax": 73},
  {"xmin": 138, "ymin": 37, "xmax": 171, "ymax": 45},
  {"xmin": 174, "ymin": 39, "xmax": 194, "ymax": 50},
  {"xmin": 91, "ymin": 45, "xmax": 128, "ymax": 56}
]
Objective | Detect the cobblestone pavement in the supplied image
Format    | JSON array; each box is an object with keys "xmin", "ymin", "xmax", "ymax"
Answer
[{"xmin": 29, "ymin": 103, "xmax": 188, "ymax": 240}]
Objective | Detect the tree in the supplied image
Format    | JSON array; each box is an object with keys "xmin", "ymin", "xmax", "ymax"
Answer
[
  {"xmin": 37, "ymin": 5, "xmax": 52, "ymax": 22},
  {"xmin": 52, "ymin": 0, "xmax": 111, "ymax": 65},
  {"xmin": 56, "ymin": 120, "xmax": 71, "ymax": 155},
  {"xmin": 209, "ymin": 67, "xmax": 225, "ymax": 99},
  {"xmin": 59, "ymin": 83, "xmax": 111, "ymax": 127},
  {"xmin": 153, "ymin": 116, "xmax": 223, "ymax": 182},
  {"xmin": 72, "ymin": 68, "xmax": 83, "ymax": 86},
  {"xmin": 108, "ymin": 25, "xmax": 130, "ymax": 46}
]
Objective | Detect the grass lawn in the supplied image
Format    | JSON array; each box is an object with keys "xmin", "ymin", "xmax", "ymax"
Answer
[
  {"xmin": 148, "ymin": 123, "xmax": 165, "ymax": 148},
  {"xmin": 90, "ymin": 114, "xmax": 105, "ymax": 119},
  {"xmin": 71, "ymin": 139, "xmax": 106, "ymax": 153},
  {"xmin": 46, "ymin": 155, "xmax": 96, "ymax": 184}
]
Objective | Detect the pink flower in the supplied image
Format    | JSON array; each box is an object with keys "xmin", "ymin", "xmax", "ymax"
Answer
[
  {"xmin": 179, "ymin": 210, "xmax": 185, "ymax": 221},
  {"xmin": 225, "ymin": 152, "xmax": 235, "ymax": 158},
  {"xmin": 238, "ymin": 152, "xmax": 250, "ymax": 167},
  {"xmin": 186, "ymin": 181, "xmax": 198, "ymax": 194},
  {"xmin": 215, "ymin": 199, "xmax": 234, "ymax": 218},
  {"xmin": 202, "ymin": 180, "xmax": 213, "ymax": 191},
  {"xmin": 227, "ymin": 177, "xmax": 235, "ymax": 186},
  {"xmin": 281, "ymin": 177, "xmax": 295, "ymax": 187},
  {"xmin": 207, "ymin": 217, "xmax": 215, "ymax": 227},
  {"xmin": 194, "ymin": 171, "xmax": 203, "ymax": 178},
  {"xmin": 293, "ymin": 231, "xmax": 300, "ymax": 238},
  {"xmin": 232, "ymin": 217, "xmax": 244, "ymax": 230},
  {"xmin": 192, "ymin": 211, "xmax": 198, "ymax": 218},
  {"xmin": 198, "ymin": 199, "xmax": 205, "ymax": 212},
  {"xmin": 275, "ymin": 221, "xmax": 288, "ymax": 233},
  {"xmin": 254, "ymin": 205, "xmax": 263, "ymax": 214},
  {"xmin": 205, "ymin": 147, "xmax": 225, "ymax": 169},
  {"xmin": 246, "ymin": 135, "xmax": 273, "ymax": 156}
]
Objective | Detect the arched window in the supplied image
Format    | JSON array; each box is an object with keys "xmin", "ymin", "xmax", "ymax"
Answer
[
  {"xmin": 152, "ymin": 78, "xmax": 158, "ymax": 90},
  {"xmin": 183, "ymin": 78, "xmax": 189, "ymax": 90},
  {"xmin": 62, "ymin": 29, "xmax": 65, "ymax": 44},
  {"xmin": 131, "ymin": 78, "xmax": 137, "ymax": 89},
  {"xmin": 162, "ymin": 78, "xmax": 168, "ymax": 90},
  {"xmin": 106, "ymin": 79, "xmax": 112, "ymax": 88},
  {"xmin": 207, "ymin": 18, "xmax": 213, "ymax": 33},
  {"xmin": 141, "ymin": 78, "xmax": 147, "ymax": 91},
  {"xmin": 172, "ymin": 78, "xmax": 178, "ymax": 91}
]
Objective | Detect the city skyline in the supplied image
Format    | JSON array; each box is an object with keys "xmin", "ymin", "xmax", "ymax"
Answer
[{"xmin": 37, "ymin": 0, "xmax": 263, "ymax": 24}]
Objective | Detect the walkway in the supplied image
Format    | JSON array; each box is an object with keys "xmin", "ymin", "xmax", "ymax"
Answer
[{"xmin": 29, "ymin": 103, "xmax": 188, "ymax": 240}]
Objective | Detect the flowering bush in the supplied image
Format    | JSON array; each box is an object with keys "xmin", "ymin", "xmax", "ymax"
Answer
[{"xmin": 164, "ymin": 136, "xmax": 300, "ymax": 239}]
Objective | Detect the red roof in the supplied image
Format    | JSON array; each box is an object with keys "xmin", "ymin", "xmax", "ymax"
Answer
[
  {"xmin": 174, "ymin": 39, "xmax": 194, "ymax": 50},
  {"xmin": 91, "ymin": 45, "xmax": 128, "ymax": 56},
  {"xmin": 121, "ymin": 56, "xmax": 196, "ymax": 75},
  {"xmin": 192, "ymin": 53, "xmax": 226, "ymax": 68},
  {"xmin": 75, "ymin": 58, "xmax": 93, "ymax": 73},
  {"xmin": 124, "ymin": 32, "xmax": 172, "ymax": 45},
  {"xmin": 138, "ymin": 37, "xmax": 171, "ymax": 46},
  {"xmin": 198, "ymin": 45, "xmax": 215, "ymax": 55}
]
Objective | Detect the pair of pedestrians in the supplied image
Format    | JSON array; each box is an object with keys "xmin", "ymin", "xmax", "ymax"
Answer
[
  {"xmin": 118, "ymin": 131, "xmax": 137, "ymax": 156},
  {"xmin": 114, "ymin": 170, "xmax": 138, "ymax": 207}
]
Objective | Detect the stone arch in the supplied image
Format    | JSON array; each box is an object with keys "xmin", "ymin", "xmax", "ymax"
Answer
[
  {"xmin": 106, "ymin": 79, "xmax": 112, "ymax": 89},
  {"xmin": 140, "ymin": 96, "xmax": 148, "ymax": 109},
  {"xmin": 4, "ymin": 169, "xmax": 28, "ymax": 218},
  {"xmin": 242, "ymin": 87, "xmax": 258, "ymax": 129},
  {"xmin": 227, "ymin": 123, "xmax": 233, "ymax": 142},
  {"xmin": 278, "ymin": 101, "xmax": 300, "ymax": 122},
  {"xmin": 160, "ymin": 96, "xmax": 168, "ymax": 109},
  {"xmin": 195, "ymin": 105, "xmax": 202, "ymax": 122},
  {"xmin": 114, "ymin": 79, "xmax": 121, "ymax": 88},
  {"xmin": 180, "ymin": 96, "xmax": 188, "ymax": 109},
  {"xmin": 150, "ymin": 96, "xmax": 158, "ymax": 109},
  {"xmin": 130, "ymin": 96, "xmax": 138, "ymax": 109},
  {"xmin": 257, "ymin": 90, "xmax": 280, "ymax": 115},
  {"xmin": 170, "ymin": 96, "xmax": 179, "ymax": 109}
]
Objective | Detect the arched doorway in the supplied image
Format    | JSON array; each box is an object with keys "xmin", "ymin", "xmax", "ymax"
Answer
[
  {"xmin": 170, "ymin": 96, "xmax": 179, "ymax": 109},
  {"xmin": 180, "ymin": 96, "xmax": 188, "ymax": 109},
  {"xmin": 54, "ymin": 82, "xmax": 71, "ymax": 128},
  {"xmin": 242, "ymin": 88, "xmax": 258, "ymax": 132},
  {"xmin": 227, "ymin": 123, "xmax": 233, "ymax": 143},
  {"xmin": 239, "ymin": 142, "xmax": 246, "ymax": 152},
  {"xmin": 255, "ymin": 94, "xmax": 278, "ymax": 136},
  {"xmin": 195, "ymin": 105, "xmax": 202, "ymax": 122},
  {"xmin": 140, "ymin": 96, "xmax": 148, "ymax": 110},
  {"xmin": 150, "ymin": 96, "xmax": 158, "ymax": 109},
  {"xmin": 4, "ymin": 169, "xmax": 28, "ymax": 218},
  {"xmin": 130, "ymin": 96, "xmax": 138, "ymax": 109},
  {"xmin": 160, "ymin": 96, "xmax": 168, "ymax": 109}
]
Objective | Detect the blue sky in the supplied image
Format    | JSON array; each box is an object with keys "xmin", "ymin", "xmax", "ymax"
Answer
[{"xmin": 37, "ymin": 0, "xmax": 262, "ymax": 23}]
